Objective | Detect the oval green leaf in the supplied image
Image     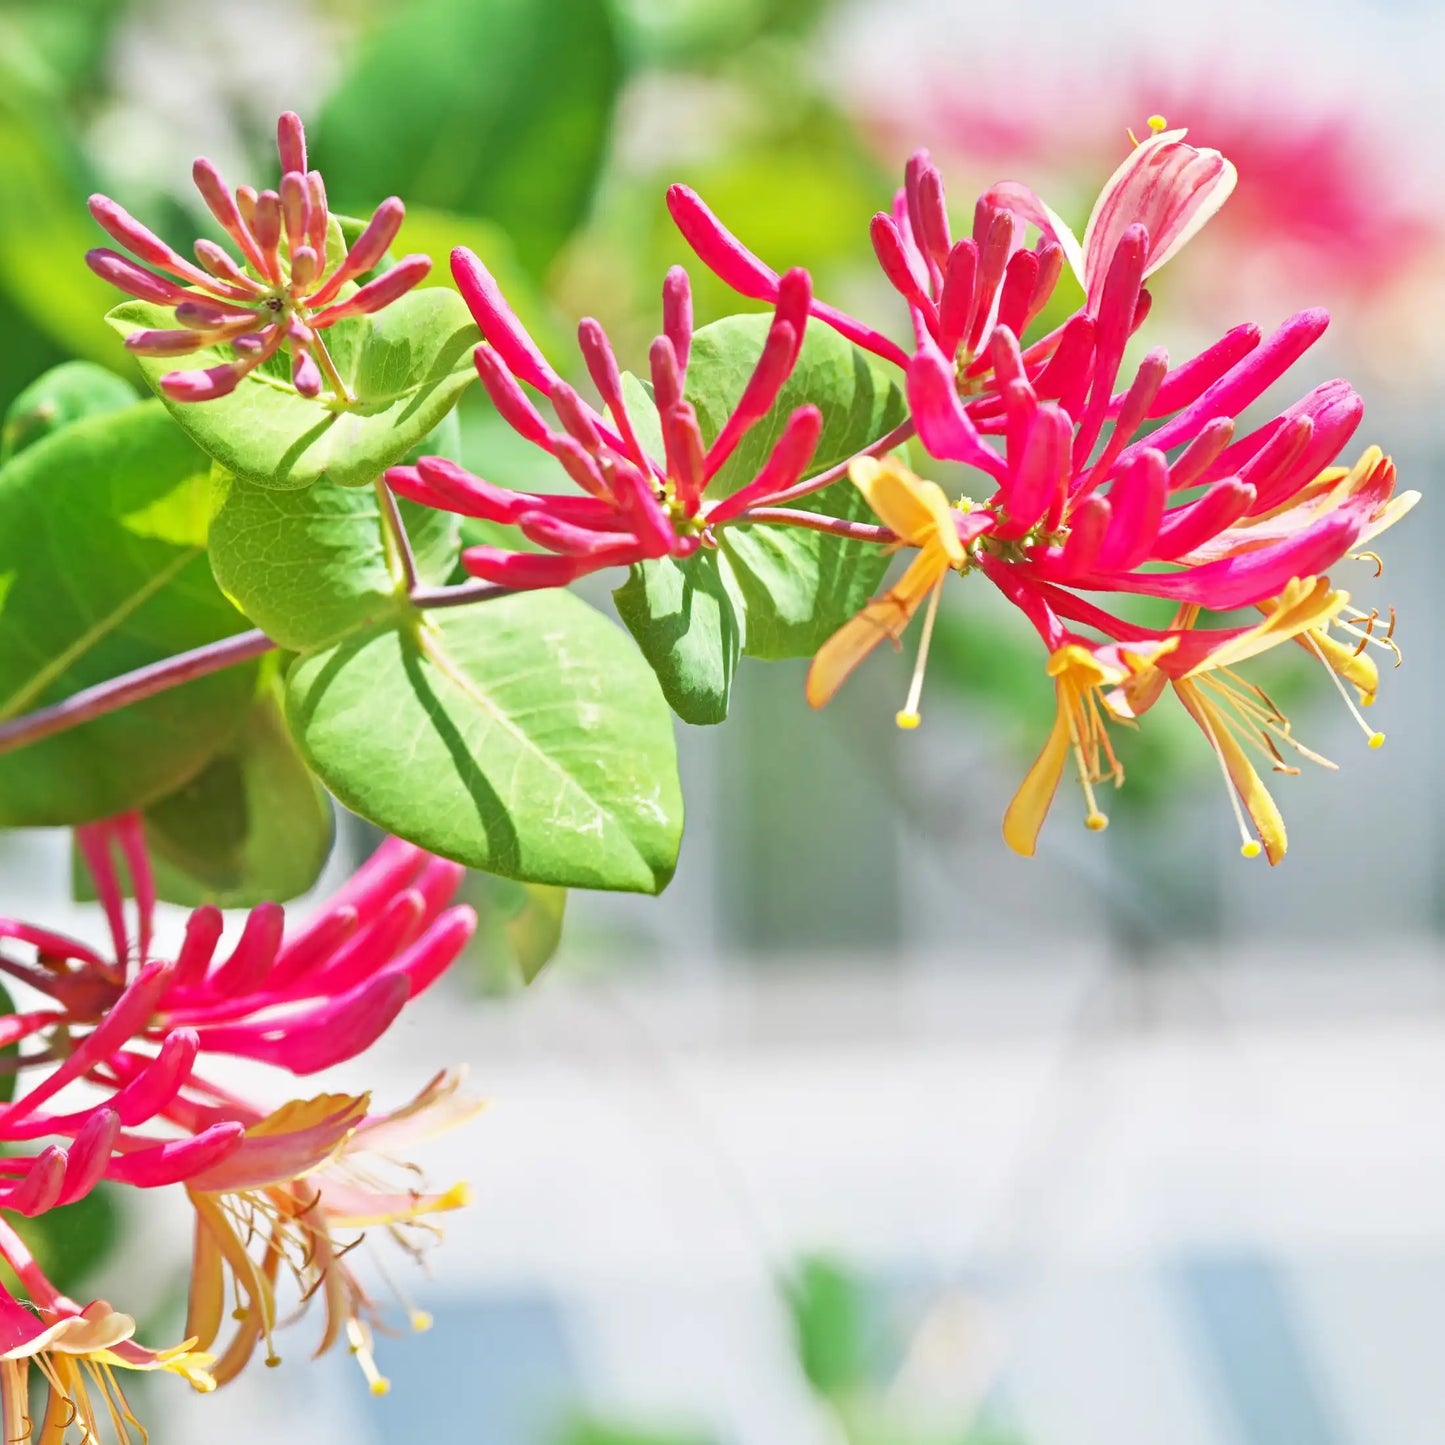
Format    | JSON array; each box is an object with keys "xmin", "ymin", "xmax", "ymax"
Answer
[
  {"xmin": 284, "ymin": 594, "xmax": 682, "ymax": 894},
  {"xmin": 0, "ymin": 401, "xmax": 260, "ymax": 825},
  {"xmin": 210, "ymin": 470, "xmax": 460, "ymax": 652},
  {"xmin": 106, "ymin": 288, "xmax": 478, "ymax": 490}
]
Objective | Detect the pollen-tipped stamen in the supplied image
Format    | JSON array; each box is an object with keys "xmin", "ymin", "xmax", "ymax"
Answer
[
  {"xmin": 895, "ymin": 574, "xmax": 946, "ymax": 729},
  {"xmin": 1305, "ymin": 634, "xmax": 1386, "ymax": 748}
]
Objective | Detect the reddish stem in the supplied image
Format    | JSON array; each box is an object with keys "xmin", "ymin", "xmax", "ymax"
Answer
[
  {"xmin": 733, "ymin": 508, "xmax": 896, "ymax": 544},
  {"xmin": 756, "ymin": 418, "xmax": 916, "ymax": 509}
]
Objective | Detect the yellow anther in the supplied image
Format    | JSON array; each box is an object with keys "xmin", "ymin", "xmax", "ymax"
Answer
[
  {"xmin": 895, "ymin": 710, "xmax": 921, "ymax": 730},
  {"xmin": 1085, "ymin": 812, "xmax": 1109, "ymax": 832},
  {"xmin": 1148, "ymin": 114, "xmax": 1168, "ymax": 133},
  {"xmin": 371, "ymin": 1377, "xmax": 392, "ymax": 1397},
  {"xmin": 410, "ymin": 1311, "xmax": 434, "ymax": 1333},
  {"xmin": 1368, "ymin": 731, "xmax": 1385, "ymax": 749},
  {"xmin": 1241, "ymin": 840, "xmax": 1262, "ymax": 859}
]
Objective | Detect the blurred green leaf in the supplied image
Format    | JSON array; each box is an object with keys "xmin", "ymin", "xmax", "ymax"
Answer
[
  {"xmin": 316, "ymin": 0, "xmax": 622, "ymax": 277},
  {"xmin": 790, "ymin": 1255, "xmax": 870, "ymax": 1399},
  {"xmin": 210, "ymin": 469, "xmax": 460, "ymax": 652},
  {"xmin": 503, "ymin": 882, "xmax": 567, "ymax": 984},
  {"xmin": 1, "ymin": 360, "xmax": 135, "ymax": 462},
  {"xmin": 0, "ymin": 983, "xmax": 15, "ymax": 1106},
  {"xmin": 6, "ymin": 1185, "xmax": 121, "ymax": 1298},
  {"xmin": 108, "ymin": 288, "xmax": 478, "ymax": 491},
  {"xmin": 615, "ymin": 316, "xmax": 903, "ymax": 723},
  {"xmin": 284, "ymin": 593, "xmax": 683, "ymax": 893},
  {"xmin": 0, "ymin": 401, "xmax": 260, "ymax": 825},
  {"xmin": 133, "ymin": 689, "xmax": 332, "ymax": 907},
  {"xmin": 557, "ymin": 1422, "xmax": 713, "ymax": 1445}
]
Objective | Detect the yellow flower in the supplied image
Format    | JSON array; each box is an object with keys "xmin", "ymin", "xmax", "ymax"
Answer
[{"xmin": 807, "ymin": 456, "xmax": 970, "ymax": 728}]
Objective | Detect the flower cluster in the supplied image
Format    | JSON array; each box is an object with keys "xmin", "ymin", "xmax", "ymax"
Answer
[
  {"xmin": 0, "ymin": 819, "xmax": 477, "ymax": 1439},
  {"xmin": 86, "ymin": 112, "xmax": 430, "ymax": 402},
  {"xmin": 386, "ymin": 252, "xmax": 827, "ymax": 586},
  {"xmin": 669, "ymin": 121, "xmax": 1416, "ymax": 861}
]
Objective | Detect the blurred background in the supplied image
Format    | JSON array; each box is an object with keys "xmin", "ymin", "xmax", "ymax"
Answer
[{"xmin": 2, "ymin": 0, "xmax": 1444, "ymax": 1439}]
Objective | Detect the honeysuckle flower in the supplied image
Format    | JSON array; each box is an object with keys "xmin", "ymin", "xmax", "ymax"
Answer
[
  {"xmin": 387, "ymin": 252, "xmax": 825, "ymax": 587},
  {"xmin": 666, "ymin": 122, "xmax": 1232, "ymax": 394},
  {"xmin": 179, "ymin": 1081, "xmax": 475, "ymax": 1391},
  {"xmin": 0, "ymin": 828, "xmax": 476, "ymax": 1075},
  {"xmin": 86, "ymin": 111, "xmax": 430, "ymax": 403},
  {"xmin": 0, "ymin": 1220, "xmax": 213, "ymax": 1445}
]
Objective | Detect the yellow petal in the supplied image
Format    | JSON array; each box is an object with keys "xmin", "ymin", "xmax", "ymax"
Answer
[
  {"xmin": 806, "ymin": 546, "xmax": 950, "ymax": 709},
  {"xmin": 851, "ymin": 457, "xmax": 965, "ymax": 561},
  {"xmin": 1002, "ymin": 700, "xmax": 1071, "ymax": 857},
  {"xmin": 1186, "ymin": 577, "xmax": 1347, "ymax": 676},
  {"xmin": 1175, "ymin": 680, "xmax": 1287, "ymax": 864}
]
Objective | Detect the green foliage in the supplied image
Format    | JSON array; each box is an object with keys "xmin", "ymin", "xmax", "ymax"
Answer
[
  {"xmin": 0, "ymin": 402, "xmax": 260, "ymax": 825},
  {"xmin": 107, "ymin": 289, "xmax": 479, "ymax": 490},
  {"xmin": 285, "ymin": 594, "xmax": 683, "ymax": 893},
  {"xmin": 790, "ymin": 1255, "xmax": 870, "ymax": 1397},
  {"xmin": 125, "ymin": 689, "xmax": 333, "ymax": 908},
  {"xmin": 316, "ymin": 0, "xmax": 622, "ymax": 279},
  {"xmin": 209, "ymin": 470, "xmax": 460, "ymax": 651},
  {"xmin": 4, "ymin": 1186, "xmax": 120, "ymax": 1298},
  {"xmin": 615, "ymin": 316, "xmax": 903, "ymax": 724},
  {"xmin": 0, "ymin": 360, "xmax": 135, "ymax": 462}
]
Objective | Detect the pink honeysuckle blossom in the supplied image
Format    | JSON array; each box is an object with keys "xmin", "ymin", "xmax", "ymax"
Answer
[
  {"xmin": 387, "ymin": 250, "xmax": 828, "ymax": 587},
  {"xmin": 86, "ymin": 110, "xmax": 430, "ymax": 402},
  {"xmin": 666, "ymin": 124, "xmax": 1233, "ymax": 390}
]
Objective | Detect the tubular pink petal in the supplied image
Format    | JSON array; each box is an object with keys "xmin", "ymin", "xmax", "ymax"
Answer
[
  {"xmin": 1147, "ymin": 323, "xmax": 1261, "ymax": 417},
  {"xmin": 994, "ymin": 249, "xmax": 1040, "ymax": 341},
  {"xmin": 57, "ymin": 1110, "xmax": 121, "ymax": 1206},
  {"xmin": 1095, "ymin": 448, "xmax": 1168, "ymax": 571},
  {"xmin": 1073, "ymin": 223, "xmax": 1148, "ymax": 467},
  {"xmin": 999, "ymin": 402, "xmax": 1072, "ymax": 539},
  {"xmin": 124, "ymin": 328, "xmax": 215, "ymax": 357},
  {"xmin": 1153, "ymin": 479, "xmax": 1258, "ymax": 560},
  {"xmin": 1134, "ymin": 309, "xmax": 1330, "ymax": 458},
  {"xmin": 109, "ymin": 1031, "xmax": 199, "ymax": 1127},
  {"xmin": 706, "ymin": 405, "xmax": 823, "ymax": 524},
  {"xmin": 908, "ymin": 152, "xmax": 952, "ymax": 271},
  {"xmin": 519, "ymin": 511, "xmax": 644, "ymax": 558},
  {"xmin": 265, "ymin": 905, "xmax": 359, "ymax": 993},
  {"xmin": 310, "ymin": 254, "xmax": 431, "ymax": 326},
  {"xmin": 174, "ymin": 906, "xmax": 225, "ymax": 990},
  {"xmin": 662, "ymin": 402, "xmax": 708, "ymax": 510},
  {"xmin": 610, "ymin": 465, "xmax": 677, "ymax": 556},
  {"xmin": 967, "ymin": 204, "xmax": 1017, "ymax": 353},
  {"xmin": 1167, "ymin": 417, "xmax": 1236, "ymax": 491},
  {"xmin": 412, "ymin": 857, "xmax": 467, "ymax": 925},
  {"xmin": 1059, "ymin": 494, "xmax": 1112, "ymax": 574},
  {"xmin": 6, "ymin": 1149, "xmax": 65, "ymax": 1216},
  {"xmin": 292, "ymin": 347, "xmax": 323, "ymax": 398},
  {"xmin": 871, "ymin": 212, "xmax": 936, "ymax": 315},
  {"xmin": 451, "ymin": 247, "xmax": 557, "ymax": 389},
  {"xmin": 0, "ymin": 920, "xmax": 104, "ymax": 970},
  {"xmin": 160, "ymin": 364, "xmax": 245, "ymax": 402},
  {"xmin": 1078, "ymin": 348, "xmax": 1168, "ymax": 496},
  {"xmin": 662, "ymin": 265, "xmax": 693, "ymax": 376},
  {"xmin": 666, "ymin": 183, "xmax": 781, "ymax": 302},
  {"xmin": 1031, "ymin": 313, "xmax": 1096, "ymax": 415},
  {"xmin": 114, "ymin": 814, "xmax": 154, "ymax": 961},
  {"xmin": 306, "ymin": 170, "xmax": 330, "ymax": 256},
  {"xmin": 462, "ymin": 546, "xmax": 594, "ymax": 588},
  {"xmin": 305, "ymin": 892, "xmax": 426, "ymax": 996},
  {"xmin": 73, "ymin": 821, "xmax": 129, "ymax": 964},
  {"xmin": 307, "ymin": 196, "xmax": 406, "ymax": 306},
  {"xmin": 649, "ymin": 336, "xmax": 683, "ymax": 412},
  {"xmin": 87, "ymin": 195, "xmax": 192, "ymax": 276},
  {"xmin": 207, "ymin": 902, "xmax": 285, "ymax": 998},
  {"xmin": 907, "ymin": 347, "xmax": 1007, "ymax": 479},
  {"xmin": 191, "ymin": 159, "xmax": 273, "ymax": 281},
  {"xmin": 703, "ymin": 320, "xmax": 798, "ymax": 477},
  {"xmin": 280, "ymin": 170, "xmax": 311, "ymax": 255},
  {"xmin": 390, "ymin": 906, "xmax": 477, "ymax": 999},
  {"xmin": 472, "ymin": 345, "xmax": 554, "ymax": 447},
  {"xmin": 276, "ymin": 111, "xmax": 307, "ymax": 176},
  {"xmin": 85, "ymin": 248, "xmax": 194, "ymax": 305},
  {"xmin": 415, "ymin": 457, "xmax": 538, "ymax": 522},
  {"xmin": 108, "ymin": 1121, "xmax": 245, "ymax": 1188},
  {"xmin": 577, "ymin": 318, "xmax": 653, "ymax": 473},
  {"xmin": 937, "ymin": 240, "xmax": 979, "ymax": 358}
]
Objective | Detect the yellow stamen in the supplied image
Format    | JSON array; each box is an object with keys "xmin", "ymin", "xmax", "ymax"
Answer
[
  {"xmin": 1304, "ymin": 634, "xmax": 1386, "ymax": 748},
  {"xmin": 896, "ymin": 574, "xmax": 946, "ymax": 730}
]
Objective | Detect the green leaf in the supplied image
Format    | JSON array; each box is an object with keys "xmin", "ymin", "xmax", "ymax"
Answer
[
  {"xmin": 0, "ymin": 401, "xmax": 260, "ymax": 825},
  {"xmin": 615, "ymin": 316, "xmax": 904, "ymax": 723},
  {"xmin": 503, "ymin": 882, "xmax": 566, "ymax": 984},
  {"xmin": 315, "ymin": 0, "xmax": 622, "ymax": 278},
  {"xmin": 106, "ymin": 287, "xmax": 479, "ymax": 490},
  {"xmin": 1, "ymin": 360, "xmax": 135, "ymax": 462},
  {"xmin": 284, "ymin": 594, "xmax": 682, "ymax": 894},
  {"xmin": 136, "ymin": 690, "xmax": 333, "ymax": 907},
  {"xmin": 0, "ymin": 983, "xmax": 15, "ymax": 1105},
  {"xmin": 210, "ymin": 469, "xmax": 460, "ymax": 652}
]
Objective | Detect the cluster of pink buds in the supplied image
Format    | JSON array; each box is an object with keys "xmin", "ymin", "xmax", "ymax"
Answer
[
  {"xmin": 0, "ymin": 819, "xmax": 478, "ymax": 1435},
  {"xmin": 386, "ymin": 250, "xmax": 825, "ymax": 586},
  {"xmin": 86, "ymin": 112, "xmax": 430, "ymax": 402},
  {"xmin": 673, "ymin": 121, "xmax": 1414, "ymax": 862}
]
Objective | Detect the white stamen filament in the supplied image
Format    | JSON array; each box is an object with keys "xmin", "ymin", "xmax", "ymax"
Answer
[
  {"xmin": 1305, "ymin": 635, "xmax": 1385, "ymax": 749},
  {"xmin": 1192, "ymin": 695, "xmax": 1262, "ymax": 858},
  {"xmin": 896, "ymin": 575, "xmax": 946, "ymax": 730}
]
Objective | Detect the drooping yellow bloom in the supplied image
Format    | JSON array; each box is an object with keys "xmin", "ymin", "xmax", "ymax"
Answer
[
  {"xmin": 1003, "ymin": 638, "xmax": 1176, "ymax": 856},
  {"xmin": 0, "ymin": 1299, "xmax": 214, "ymax": 1445},
  {"xmin": 807, "ymin": 456, "xmax": 969, "ymax": 727},
  {"xmin": 1118, "ymin": 576, "xmax": 1365, "ymax": 864}
]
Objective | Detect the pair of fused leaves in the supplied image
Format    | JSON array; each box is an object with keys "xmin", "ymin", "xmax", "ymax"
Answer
[{"xmin": 614, "ymin": 314, "xmax": 906, "ymax": 724}]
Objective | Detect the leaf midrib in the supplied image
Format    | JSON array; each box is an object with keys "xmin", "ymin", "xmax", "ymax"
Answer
[{"xmin": 0, "ymin": 546, "xmax": 201, "ymax": 719}]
